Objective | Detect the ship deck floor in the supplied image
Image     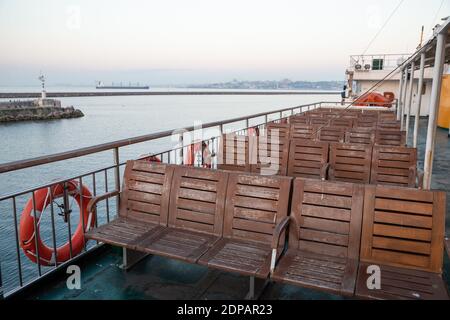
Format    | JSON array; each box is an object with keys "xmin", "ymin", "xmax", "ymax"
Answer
[{"xmin": 14, "ymin": 118, "xmax": 450, "ymax": 300}]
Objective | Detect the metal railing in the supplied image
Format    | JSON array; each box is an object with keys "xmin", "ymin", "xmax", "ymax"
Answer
[
  {"xmin": 3, "ymin": 101, "xmax": 359, "ymax": 298},
  {"xmin": 349, "ymin": 54, "xmax": 411, "ymax": 71}
]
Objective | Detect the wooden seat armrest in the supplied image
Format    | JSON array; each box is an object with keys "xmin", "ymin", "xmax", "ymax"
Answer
[
  {"xmin": 87, "ymin": 190, "xmax": 120, "ymax": 214},
  {"xmin": 270, "ymin": 216, "xmax": 291, "ymax": 274},
  {"xmin": 445, "ymin": 236, "xmax": 450, "ymax": 258},
  {"xmin": 321, "ymin": 163, "xmax": 330, "ymax": 181},
  {"xmin": 271, "ymin": 216, "xmax": 291, "ymax": 250},
  {"xmin": 416, "ymin": 169, "xmax": 424, "ymax": 189}
]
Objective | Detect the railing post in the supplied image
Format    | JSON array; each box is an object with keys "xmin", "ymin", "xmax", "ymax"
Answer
[
  {"xmin": 423, "ymin": 32, "xmax": 446, "ymax": 189},
  {"xmin": 401, "ymin": 68, "xmax": 409, "ymax": 131},
  {"xmin": 0, "ymin": 259, "xmax": 3, "ymax": 299},
  {"xmin": 405, "ymin": 60, "xmax": 415, "ymax": 145},
  {"xmin": 113, "ymin": 147, "xmax": 120, "ymax": 213},
  {"xmin": 413, "ymin": 52, "xmax": 426, "ymax": 148},
  {"xmin": 397, "ymin": 67, "xmax": 404, "ymax": 121},
  {"xmin": 179, "ymin": 133, "xmax": 184, "ymax": 165}
]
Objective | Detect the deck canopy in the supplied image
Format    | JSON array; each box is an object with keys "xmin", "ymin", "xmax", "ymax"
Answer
[{"xmin": 403, "ymin": 17, "xmax": 450, "ymax": 69}]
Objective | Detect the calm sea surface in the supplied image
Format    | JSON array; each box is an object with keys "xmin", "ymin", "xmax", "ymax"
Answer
[{"xmin": 0, "ymin": 87, "xmax": 337, "ymax": 294}]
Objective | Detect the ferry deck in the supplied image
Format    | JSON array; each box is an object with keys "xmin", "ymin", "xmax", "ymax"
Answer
[{"xmin": 1, "ymin": 18, "xmax": 450, "ymax": 301}]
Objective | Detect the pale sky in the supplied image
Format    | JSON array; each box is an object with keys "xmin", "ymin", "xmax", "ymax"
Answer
[{"xmin": 0, "ymin": 0, "xmax": 448, "ymax": 86}]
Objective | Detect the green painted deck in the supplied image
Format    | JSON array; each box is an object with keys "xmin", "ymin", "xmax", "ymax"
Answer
[{"xmin": 14, "ymin": 118, "xmax": 450, "ymax": 300}]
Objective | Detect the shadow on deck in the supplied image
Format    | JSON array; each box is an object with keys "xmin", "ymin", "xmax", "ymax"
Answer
[{"xmin": 15, "ymin": 118, "xmax": 450, "ymax": 300}]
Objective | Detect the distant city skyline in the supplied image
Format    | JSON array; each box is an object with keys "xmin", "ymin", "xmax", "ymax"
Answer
[{"xmin": 0, "ymin": 0, "xmax": 448, "ymax": 86}]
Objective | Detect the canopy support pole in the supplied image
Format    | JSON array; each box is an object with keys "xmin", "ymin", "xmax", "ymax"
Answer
[
  {"xmin": 423, "ymin": 32, "xmax": 447, "ymax": 189},
  {"xmin": 405, "ymin": 61, "xmax": 416, "ymax": 145},
  {"xmin": 413, "ymin": 53, "xmax": 426, "ymax": 148},
  {"xmin": 401, "ymin": 68, "xmax": 409, "ymax": 131},
  {"xmin": 397, "ymin": 68, "xmax": 405, "ymax": 121}
]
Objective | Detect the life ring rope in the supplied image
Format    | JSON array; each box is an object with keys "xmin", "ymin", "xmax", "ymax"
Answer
[{"xmin": 19, "ymin": 180, "xmax": 95, "ymax": 266}]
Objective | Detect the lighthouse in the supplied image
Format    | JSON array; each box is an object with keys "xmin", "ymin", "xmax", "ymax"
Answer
[{"xmin": 38, "ymin": 74, "xmax": 46, "ymax": 99}]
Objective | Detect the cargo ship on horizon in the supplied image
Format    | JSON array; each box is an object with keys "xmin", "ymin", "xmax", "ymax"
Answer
[{"xmin": 95, "ymin": 81, "xmax": 149, "ymax": 89}]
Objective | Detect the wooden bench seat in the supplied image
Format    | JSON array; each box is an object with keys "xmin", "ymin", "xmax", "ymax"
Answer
[
  {"xmin": 310, "ymin": 118, "xmax": 331, "ymax": 126},
  {"xmin": 377, "ymin": 120, "xmax": 401, "ymax": 131},
  {"xmin": 265, "ymin": 122, "xmax": 290, "ymax": 139},
  {"xmin": 370, "ymin": 146, "xmax": 420, "ymax": 188},
  {"xmin": 354, "ymin": 118, "xmax": 377, "ymax": 129},
  {"xmin": 316, "ymin": 127, "xmax": 345, "ymax": 143},
  {"xmin": 330, "ymin": 118, "xmax": 354, "ymax": 128},
  {"xmin": 134, "ymin": 166, "xmax": 228, "ymax": 263},
  {"xmin": 345, "ymin": 128, "xmax": 375, "ymax": 145},
  {"xmin": 217, "ymin": 134, "xmax": 251, "ymax": 172},
  {"xmin": 375, "ymin": 130, "xmax": 406, "ymax": 146},
  {"xmin": 290, "ymin": 123, "xmax": 316, "ymax": 140},
  {"xmin": 288, "ymin": 115, "xmax": 309, "ymax": 125},
  {"xmin": 328, "ymin": 143, "xmax": 373, "ymax": 184},
  {"xmin": 252, "ymin": 135, "xmax": 290, "ymax": 176},
  {"xmin": 85, "ymin": 161, "xmax": 174, "ymax": 248},
  {"xmin": 199, "ymin": 173, "xmax": 292, "ymax": 278},
  {"xmin": 272, "ymin": 179, "xmax": 364, "ymax": 296},
  {"xmin": 356, "ymin": 185, "xmax": 448, "ymax": 300},
  {"xmin": 287, "ymin": 139, "xmax": 329, "ymax": 180}
]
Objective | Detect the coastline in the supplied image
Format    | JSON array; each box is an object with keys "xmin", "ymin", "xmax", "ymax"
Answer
[{"xmin": 0, "ymin": 90, "xmax": 340, "ymax": 99}]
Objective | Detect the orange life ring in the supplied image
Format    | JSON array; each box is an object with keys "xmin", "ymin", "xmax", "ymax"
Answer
[
  {"xmin": 140, "ymin": 155, "xmax": 162, "ymax": 162},
  {"xmin": 19, "ymin": 180, "xmax": 95, "ymax": 266},
  {"xmin": 248, "ymin": 126, "xmax": 260, "ymax": 136},
  {"xmin": 185, "ymin": 142, "xmax": 211, "ymax": 168}
]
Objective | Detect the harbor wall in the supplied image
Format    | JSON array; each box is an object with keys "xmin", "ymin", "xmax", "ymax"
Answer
[{"xmin": 0, "ymin": 106, "xmax": 84, "ymax": 122}]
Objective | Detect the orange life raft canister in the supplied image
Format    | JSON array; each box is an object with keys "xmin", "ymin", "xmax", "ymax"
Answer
[{"xmin": 19, "ymin": 180, "xmax": 95, "ymax": 266}]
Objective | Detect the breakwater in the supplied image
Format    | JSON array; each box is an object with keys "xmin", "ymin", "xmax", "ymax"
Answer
[
  {"xmin": 0, "ymin": 100, "xmax": 84, "ymax": 122},
  {"xmin": 0, "ymin": 91, "xmax": 340, "ymax": 99}
]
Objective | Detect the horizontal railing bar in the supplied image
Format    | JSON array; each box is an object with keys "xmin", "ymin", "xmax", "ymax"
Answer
[
  {"xmin": 0, "ymin": 164, "xmax": 124, "ymax": 201},
  {"xmin": 0, "ymin": 108, "xmax": 303, "ymax": 200},
  {"xmin": 0, "ymin": 102, "xmax": 320, "ymax": 174}
]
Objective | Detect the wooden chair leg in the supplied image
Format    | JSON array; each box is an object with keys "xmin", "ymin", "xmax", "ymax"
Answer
[
  {"xmin": 245, "ymin": 276, "xmax": 270, "ymax": 300},
  {"xmin": 120, "ymin": 248, "xmax": 148, "ymax": 271}
]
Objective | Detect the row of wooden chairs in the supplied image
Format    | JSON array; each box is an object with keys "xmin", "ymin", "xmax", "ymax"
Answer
[
  {"xmin": 264, "ymin": 122, "xmax": 406, "ymax": 146},
  {"xmin": 85, "ymin": 161, "xmax": 448, "ymax": 300},
  {"xmin": 217, "ymin": 135, "xmax": 422, "ymax": 188},
  {"xmin": 287, "ymin": 115, "xmax": 400, "ymax": 130}
]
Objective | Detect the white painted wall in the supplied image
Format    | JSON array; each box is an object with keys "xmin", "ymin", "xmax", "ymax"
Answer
[{"xmin": 354, "ymin": 79, "xmax": 432, "ymax": 116}]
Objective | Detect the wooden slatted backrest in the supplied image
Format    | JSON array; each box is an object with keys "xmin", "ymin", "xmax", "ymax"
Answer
[
  {"xmin": 341, "ymin": 113, "xmax": 360, "ymax": 120},
  {"xmin": 345, "ymin": 128, "xmax": 375, "ymax": 145},
  {"xmin": 307, "ymin": 111, "xmax": 324, "ymax": 118},
  {"xmin": 288, "ymin": 115, "xmax": 309, "ymax": 125},
  {"xmin": 370, "ymin": 146, "xmax": 418, "ymax": 187},
  {"xmin": 223, "ymin": 173, "xmax": 292, "ymax": 245},
  {"xmin": 289, "ymin": 179, "xmax": 364, "ymax": 259},
  {"xmin": 377, "ymin": 120, "xmax": 401, "ymax": 131},
  {"xmin": 378, "ymin": 111, "xmax": 397, "ymax": 122},
  {"xmin": 354, "ymin": 118, "xmax": 377, "ymax": 129},
  {"xmin": 290, "ymin": 123, "xmax": 316, "ymax": 140},
  {"xmin": 310, "ymin": 118, "xmax": 331, "ymax": 126},
  {"xmin": 120, "ymin": 160, "xmax": 175, "ymax": 225},
  {"xmin": 328, "ymin": 143, "xmax": 373, "ymax": 184},
  {"xmin": 316, "ymin": 126, "xmax": 345, "ymax": 143},
  {"xmin": 330, "ymin": 118, "xmax": 354, "ymax": 128},
  {"xmin": 287, "ymin": 139, "xmax": 329, "ymax": 179},
  {"xmin": 266, "ymin": 122, "xmax": 291, "ymax": 140},
  {"xmin": 322, "ymin": 112, "xmax": 339, "ymax": 119},
  {"xmin": 375, "ymin": 130, "xmax": 406, "ymax": 146},
  {"xmin": 168, "ymin": 166, "xmax": 228, "ymax": 235},
  {"xmin": 360, "ymin": 185, "xmax": 446, "ymax": 273},
  {"xmin": 217, "ymin": 134, "xmax": 251, "ymax": 172},
  {"xmin": 252, "ymin": 135, "xmax": 290, "ymax": 176}
]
